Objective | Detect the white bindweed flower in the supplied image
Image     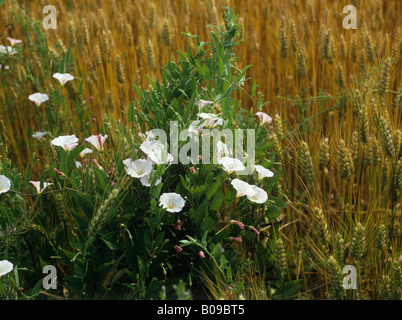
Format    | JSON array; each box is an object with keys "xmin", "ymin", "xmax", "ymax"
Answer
[
  {"xmin": 51, "ymin": 135, "xmax": 79, "ymax": 152},
  {"xmin": 0, "ymin": 175, "xmax": 11, "ymax": 194},
  {"xmin": 29, "ymin": 181, "xmax": 53, "ymax": 194},
  {"xmin": 255, "ymin": 165, "xmax": 274, "ymax": 180},
  {"xmin": 188, "ymin": 120, "xmax": 205, "ymax": 136},
  {"xmin": 29, "ymin": 93, "xmax": 49, "ymax": 106},
  {"xmin": 220, "ymin": 157, "xmax": 245, "ymax": 173},
  {"xmin": 0, "ymin": 260, "xmax": 13, "ymax": 277},
  {"xmin": 0, "ymin": 45, "xmax": 17, "ymax": 55},
  {"xmin": 32, "ymin": 131, "xmax": 48, "ymax": 141},
  {"xmin": 140, "ymin": 173, "xmax": 162, "ymax": 187},
  {"xmin": 255, "ymin": 112, "xmax": 272, "ymax": 125},
  {"xmin": 138, "ymin": 131, "xmax": 157, "ymax": 141},
  {"xmin": 147, "ymin": 145, "xmax": 174, "ymax": 166},
  {"xmin": 246, "ymin": 185, "xmax": 268, "ymax": 204},
  {"xmin": 140, "ymin": 139, "xmax": 159, "ymax": 155},
  {"xmin": 197, "ymin": 99, "xmax": 213, "ymax": 110},
  {"xmin": 216, "ymin": 141, "xmax": 232, "ymax": 162},
  {"xmin": 198, "ymin": 113, "xmax": 224, "ymax": 128},
  {"xmin": 79, "ymin": 148, "xmax": 93, "ymax": 158},
  {"xmin": 53, "ymin": 73, "xmax": 74, "ymax": 86},
  {"xmin": 85, "ymin": 134, "xmax": 108, "ymax": 151},
  {"xmin": 123, "ymin": 159, "xmax": 153, "ymax": 178},
  {"xmin": 159, "ymin": 193, "xmax": 185, "ymax": 213},
  {"xmin": 6, "ymin": 37, "xmax": 22, "ymax": 46},
  {"xmin": 231, "ymin": 179, "xmax": 255, "ymax": 198}
]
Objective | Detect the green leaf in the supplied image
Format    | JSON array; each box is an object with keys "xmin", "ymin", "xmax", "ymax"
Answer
[
  {"xmin": 210, "ymin": 191, "xmax": 224, "ymax": 211},
  {"xmin": 144, "ymin": 230, "xmax": 152, "ymax": 250},
  {"xmin": 193, "ymin": 60, "xmax": 203, "ymax": 77},
  {"xmin": 205, "ymin": 176, "xmax": 223, "ymax": 200},
  {"xmin": 127, "ymin": 101, "xmax": 136, "ymax": 122},
  {"xmin": 72, "ymin": 192, "xmax": 94, "ymax": 220},
  {"xmin": 269, "ymin": 196, "xmax": 287, "ymax": 208},
  {"xmin": 266, "ymin": 205, "xmax": 282, "ymax": 219},
  {"xmin": 101, "ymin": 233, "xmax": 119, "ymax": 250},
  {"xmin": 154, "ymin": 232, "xmax": 165, "ymax": 250},
  {"xmin": 235, "ymin": 282, "xmax": 244, "ymax": 297}
]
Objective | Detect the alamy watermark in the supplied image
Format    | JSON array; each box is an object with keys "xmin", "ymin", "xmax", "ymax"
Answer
[
  {"xmin": 42, "ymin": 5, "xmax": 57, "ymax": 30},
  {"xmin": 42, "ymin": 265, "xmax": 57, "ymax": 290},
  {"xmin": 343, "ymin": 265, "xmax": 357, "ymax": 290},
  {"xmin": 343, "ymin": 5, "xmax": 357, "ymax": 29}
]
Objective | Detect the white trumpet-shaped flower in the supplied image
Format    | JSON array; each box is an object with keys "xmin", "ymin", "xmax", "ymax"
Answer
[
  {"xmin": 231, "ymin": 179, "xmax": 255, "ymax": 198},
  {"xmin": 51, "ymin": 135, "xmax": 79, "ymax": 152},
  {"xmin": 188, "ymin": 120, "xmax": 205, "ymax": 136},
  {"xmin": 198, "ymin": 113, "xmax": 224, "ymax": 128},
  {"xmin": 0, "ymin": 260, "xmax": 13, "ymax": 277},
  {"xmin": 6, "ymin": 37, "xmax": 22, "ymax": 46},
  {"xmin": 0, "ymin": 175, "xmax": 11, "ymax": 194},
  {"xmin": 140, "ymin": 173, "xmax": 162, "ymax": 187},
  {"xmin": 79, "ymin": 148, "xmax": 93, "ymax": 158},
  {"xmin": 140, "ymin": 139, "xmax": 159, "ymax": 155},
  {"xmin": 196, "ymin": 99, "xmax": 213, "ymax": 110},
  {"xmin": 159, "ymin": 193, "xmax": 185, "ymax": 213},
  {"xmin": 123, "ymin": 159, "xmax": 153, "ymax": 178},
  {"xmin": 255, "ymin": 112, "xmax": 272, "ymax": 125},
  {"xmin": 0, "ymin": 45, "xmax": 17, "ymax": 55},
  {"xmin": 32, "ymin": 131, "xmax": 48, "ymax": 141},
  {"xmin": 216, "ymin": 141, "xmax": 232, "ymax": 163},
  {"xmin": 85, "ymin": 134, "xmax": 108, "ymax": 151},
  {"xmin": 29, "ymin": 93, "xmax": 49, "ymax": 106},
  {"xmin": 219, "ymin": 157, "xmax": 245, "ymax": 173},
  {"xmin": 29, "ymin": 181, "xmax": 53, "ymax": 194},
  {"xmin": 53, "ymin": 73, "xmax": 74, "ymax": 86},
  {"xmin": 255, "ymin": 165, "xmax": 274, "ymax": 180},
  {"xmin": 147, "ymin": 145, "xmax": 174, "ymax": 166},
  {"xmin": 246, "ymin": 185, "xmax": 268, "ymax": 204}
]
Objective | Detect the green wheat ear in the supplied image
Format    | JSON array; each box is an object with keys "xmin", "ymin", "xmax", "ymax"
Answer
[
  {"xmin": 88, "ymin": 188, "xmax": 120, "ymax": 237},
  {"xmin": 327, "ymin": 256, "xmax": 344, "ymax": 295},
  {"xmin": 298, "ymin": 141, "xmax": 314, "ymax": 184},
  {"xmin": 319, "ymin": 138, "xmax": 330, "ymax": 169},
  {"xmin": 338, "ymin": 139, "xmax": 354, "ymax": 180},
  {"xmin": 351, "ymin": 223, "xmax": 367, "ymax": 261}
]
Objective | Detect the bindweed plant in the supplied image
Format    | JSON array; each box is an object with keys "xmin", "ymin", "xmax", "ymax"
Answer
[{"xmin": 0, "ymin": 5, "xmax": 292, "ymax": 300}]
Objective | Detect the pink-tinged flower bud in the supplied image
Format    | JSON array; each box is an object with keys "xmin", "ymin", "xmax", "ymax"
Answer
[
  {"xmin": 199, "ymin": 251, "xmax": 205, "ymax": 259},
  {"xmin": 269, "ymin": 126, "xmax": 274, "ymax": 138},
  {"xmin": 84, "ymin": 96, "xmax": 93, "ymax": 104},
  {"xmin": 197, "ymin": 155, "xmax": 202, "ymax": 160},
  {"xmin": 111, "ymin": 181, "xmax": 116, "ymax": 186},
  {"xmin": 190, "ymin": 167, "xmax": 196, "ymax": 174},
  {"xmin": 86, "ymin": 117, "xmax": 96, "ymax": 126},
  {"xmin": 249, "ymin": 226, "xmax": 260, "ymax": 236},
  {"xmin": 175, "ymin": 245, "xmax": 183, "ymax": 253},
  {"xmin": 54, "ymin": 168, "xmax": 65, "ymax": 177},
  {"xmin": 83, "ymin": 158, "xmax": 90, "ymax": 170},
  {"xmin": 134, "ymin": 149, "xmax": 139, "ymax": 153},
  {"xmin": 174, "ymin": 221, "xmax": 184, "ymax": 231},
  {"xmin": 231, "ymin": 220, "xmax": 245, "ymax": 230},
  {"xmin": 230, "ymin": 237, "xmax": 242, "ymax": 243},
  {"xmin": 93, "ymin": 159, "xmax": 103, "ymax": 170}
]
